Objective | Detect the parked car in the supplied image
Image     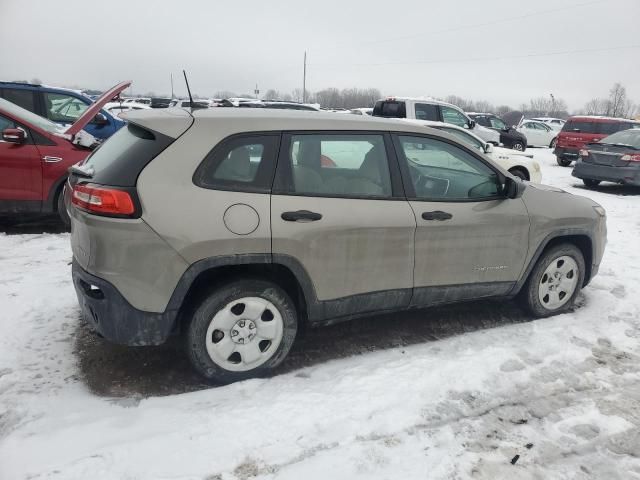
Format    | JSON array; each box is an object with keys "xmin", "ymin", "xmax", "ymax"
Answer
[
  {"xmin": 572, "ymin": 128, "xmax": 640, "ymax": 188},
  {"xmin": 104, "ymin": 101, "xmax": 151, "ymax": 118},
  {"xmin": 67, "ymin": 109, "xmax": 606, "ymax": 383},
  {"xmin": 0, "ymin": 81, "xmax": 131, "ymax": 225},
  {"xmin": 238, "ymin": 101, "xmax": 320, "ymax": 111},
  {"xmin": 150, "ymin": 97, "xmax": 173, "ymax": 108},
  {"xmin": 0, "ymin": 81, "xmax": 126, "ymax": 140},
  {"xmin": 372, "ymin": 97, "xmax": 500, "ymax": 144},
  {"xmin": 408, "ymin": 120, "xmax": 541, "ymax": 182},
  {"xmin": 350, "ymin": 108, "xmax": 373, "ymax": 116},
  {"xmin": 124, "ymin": 97, "xmax": 151, "ymax": 105},
  {"xmin": 517, "ymin": 120, "xmax": 558, "ymax": 148},
  {"xmin": 467, "ymin": 113, "xmax": 528, "ymax": 151},
  {"xmin": 554, "ymin": 116, "xmax": 640, "ymax": 166},
  {"xmin": 171, "ymin": 99, "xmax": 212, "ymax": 108},
  {"xmin": 531, "ymin": 117, "xmax": 566, "ymax": 130}
]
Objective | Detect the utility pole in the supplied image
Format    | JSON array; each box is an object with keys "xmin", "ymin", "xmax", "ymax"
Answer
[
  {"xmin": 171, "ymin": 73, "xmax": 174, "ymax": 99},
  {"xmin": 550, "ymin": 93, "xmax": 555, "ymax": 115},
  {"xmin": 302, "ymin": 51, "xmax": 307, "ymax": 103}
]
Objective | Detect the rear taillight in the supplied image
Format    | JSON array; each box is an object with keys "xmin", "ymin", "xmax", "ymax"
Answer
[
  {"xmin": 71, "ymin": 183, "xmax": 136, "ymax": 216},
  {"xmin": 579, "ymin": 149, "xmax": 589, "ymax": 157},
  {"xmin": 621, "ymin": 153, "xmax": 640, "ymax": 162}
]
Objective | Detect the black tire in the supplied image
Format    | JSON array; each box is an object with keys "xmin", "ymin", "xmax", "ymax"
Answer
[
  {"xmin": 556, "ymin": 156, "xmax": 572, "ymax": 167},
  {"xmin": 583, "ymin": 179, "xmax": 601, "ymax": 188},
  {"xmin": 512, "ymin": 142, "xmax": 525, "ymax": 152},
  {"xmin": 56, "ymin": 186, "xmax": 70, "ymax": 228},
  {"xmin": 186, "ymin": 279, "xmax": 298, "ymax": 383},
  {"xmin": 550, "ymin": 137, "xmax": 557, "ymax": 148},
  {"xmin": 509, "ymin": 168, "xmax": 529, "ymax": 181},
  {"xmin": 520, "ymin": 243, "xmax": 585, "ymax": 318}
]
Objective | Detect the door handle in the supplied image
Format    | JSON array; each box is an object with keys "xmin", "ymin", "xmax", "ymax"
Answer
[
  {"xmin": 281, "ymin": 210, "xmax": 322, "ymax": 222},
  {"xmin": 42, "ymin": 156, "xmax": 63, "ymax": 163},
  {"xmin": 422, "ymin": 210, "xmax": 452, "ymax": 221}
]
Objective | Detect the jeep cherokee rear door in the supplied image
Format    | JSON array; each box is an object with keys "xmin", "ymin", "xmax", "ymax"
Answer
[
  {"xmin": 271, "ymin": 132, "xmax": 416, "ymax": 322},
  {"xmin": 392, "ymin": 133, "xmax": 530, "ymax": 306}
]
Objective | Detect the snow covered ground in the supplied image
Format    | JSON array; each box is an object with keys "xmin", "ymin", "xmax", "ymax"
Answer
[{"xmin": 1, "ymin": 148, "xmax": 639, "ymax": 479}]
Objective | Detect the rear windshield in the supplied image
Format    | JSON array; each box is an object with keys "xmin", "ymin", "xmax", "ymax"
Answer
[
  {"xmin": 373, "ymin": 101, "xmax": 407, "ymax": 118},
  {"xmin": 599, "ymin": 128, "xmax": 640, "ymax": 149},
  {"xmin": 81, "ymin": 123, "xmax": 174, "ymax": 186},
  {"xmin": 562, "ymin": 119, "xmax": 635, "ymax": 135}
]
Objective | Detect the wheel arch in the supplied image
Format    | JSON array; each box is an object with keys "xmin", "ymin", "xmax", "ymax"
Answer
[
  {"xmin": 508, "ymin": 166, "xmax": 530, "ymax": 181},
  {"xmin": 513, "ymin": 231, "xmax": 594, "ymax": 295},
  {"xmin": 173, "ymin": 254, "xmax": 319, "ymax": 334},
  {"xmin": 45, "ymin": 176, "xmax": 68, "ymax": 213}
]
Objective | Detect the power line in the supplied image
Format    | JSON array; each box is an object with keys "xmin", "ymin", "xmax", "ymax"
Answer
[
  {"xmin": 313, "ymin": 0, "xmax": 610, "ymax": 51},
  {"xmin": 312, "ymin": 43, "xmax": 640, "ymax": 69}
]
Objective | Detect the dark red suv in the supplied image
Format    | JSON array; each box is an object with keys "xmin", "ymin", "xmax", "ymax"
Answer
[
  {"xmin": 554, "ymin": 116, "xmax": 639, "ymax": 167},
  {"xmin": 0, "ymin": 81, "xmax": 130, "ymax": 225}
]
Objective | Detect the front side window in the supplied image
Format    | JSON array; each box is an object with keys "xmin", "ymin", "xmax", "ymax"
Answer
[
  {"xmin": 44, "ymin": 93, "xmax": 89, "ymax": 122},
  {"xmin": 415, "ymin": 103, "xmax": 439, "ymax": 121},
  {"xmin": 194, "ymin": 135, "xmax": 279, "ymax": 191},
  {"xmin": 397, "ymin": 135, "xmax": 501, "ymax": 200},
  {"xmin": 440, "ymin": 106, "xmax": 468, "ymax": 127},
  {"xmin": 0, "ymin": 113, "xmax": 17, "ymax": 132},
  {"xmin": 489, "ymin": 117, "xmax": 507, "ymax": 130},
  {"xmin": 287, "ymin": 134, "xmax": 392, "ymax": 197},
  {"xmin": 437, "ymin": 127, "xmax": 484, "ymax": 152}
]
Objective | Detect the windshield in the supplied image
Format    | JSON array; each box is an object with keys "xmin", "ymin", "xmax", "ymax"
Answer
[
  {"xmin": 598, "ymin": 128, "xmax": 640, "ymax": 149},
  {"xmin": 0, "ymin": 97, "xmax": 63, "ymax": 134}
]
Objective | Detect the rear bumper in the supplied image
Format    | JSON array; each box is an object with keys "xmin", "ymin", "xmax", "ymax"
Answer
[
  {"xmin": 572, "ymin": 160, "xmax": 640, "ymax": 186},
  {"xmin": 72, "ymin": 260, "xmax": 177, "ymax": 346},
  {"xmin": 554, "ymin": 146, "xmax": 579, "ymax": 159}
]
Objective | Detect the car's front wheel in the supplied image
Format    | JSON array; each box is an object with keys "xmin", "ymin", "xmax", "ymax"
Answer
[
  {"xmin": 521, "ymin": 243, "xmax": 585, "ymax": 317},
  {"xmin": 512, "ymin": 141, "xmax": 525, "ymax": 151},
  {"xmin": 186, "ymin": 279, "xmax": 298, "ymax": 383},
  {"xmin": 583, "ymin": 179, "xmax": 601, "ymax": 188},
  {"xmin": 550, "ymin": 137, "xmax": 557, "ymax": 148},
  {"xmin": 508, "ymin": 168, "xmax": 529, "ymax": 181},
  {"xmin": 556, "ymin": 157, "xmax": 572, "ymax": 167}
]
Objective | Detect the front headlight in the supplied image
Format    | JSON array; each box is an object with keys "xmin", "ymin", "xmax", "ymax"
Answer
[{"xmin": 593, "ymin": 205, "xmax": 606, "ymax": 217}]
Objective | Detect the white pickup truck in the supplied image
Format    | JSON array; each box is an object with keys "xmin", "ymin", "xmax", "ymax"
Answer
[{"xmin": 372, "ymin": 97, "xmax": 500, "ymax": 144}]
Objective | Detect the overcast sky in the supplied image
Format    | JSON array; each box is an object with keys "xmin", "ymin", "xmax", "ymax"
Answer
[{"xmin": 2, "ymin": 0, "xmax": 639, "ymax": 110}]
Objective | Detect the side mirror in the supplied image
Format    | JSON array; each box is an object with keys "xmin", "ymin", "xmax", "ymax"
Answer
[
  {"xmin": 484, "ymin": 143, "xmax": 494, "ymax": 154},
  {"xmin": 93, "ymin": 113, "xmax": 108, "ymax": 126},
  {"xmin": 504, "ymin": 176, "xmax": 526, "ymax": 199},
  {"xmin": 467, "ymin": 120, "xmax": 476, "ymax": 129},
  {"xmin": 2, "ymin": 128, "xmax": 26, "ymax": 144}
]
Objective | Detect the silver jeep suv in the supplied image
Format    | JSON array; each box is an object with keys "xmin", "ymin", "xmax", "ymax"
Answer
[{"xmin": 67, "ymin": 108, "xmax": 607, "ymax": 383}]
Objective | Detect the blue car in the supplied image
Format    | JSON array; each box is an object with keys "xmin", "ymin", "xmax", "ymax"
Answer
[{"xmin": 0, "ymin": 81, "xmax": 125, "ymax": 140}]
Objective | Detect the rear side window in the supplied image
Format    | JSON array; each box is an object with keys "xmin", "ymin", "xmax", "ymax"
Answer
[
  {"xmin": 597, "ymin": 122, "xmax": 632, "ymax": 135},
  {"xmin": 1, "ymin": 88, "xmax": 36, "ymax": 113},
  {"xmin": 373, "ymin": 101, "xmax": 406, "ymax": 118},
  {"xmin": 415, "ymin": 103, "xmax": 439, "ymax": 121},
  {"xmin": 82, "ymin": 123, "xmax": 174, "ymax": 186},
  {"xmin": 194, "ymin": 134, "xmax": 279, "ymax": 192}
]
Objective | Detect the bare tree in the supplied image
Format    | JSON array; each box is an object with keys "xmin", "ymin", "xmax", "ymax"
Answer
[
  {"xmin": 213, "ymin": 90, "xmax": 238, "ymax": 99},
  {"xmin": 263, "ymin": 89, "xmax": 281, "ymax": 100},
  {"xmin": 583, "ymin": 98, "xmax": 608, "ymax": 115},
  {"xmin": 607, "ymin": 83, "xmax": 631, "ymax": 117}
]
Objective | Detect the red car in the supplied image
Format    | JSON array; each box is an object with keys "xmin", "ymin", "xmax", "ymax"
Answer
[
  {"xmin": 0, "ymin": 81, "xmax": 131, "ymax": 225},
  {"xmin": 554, "ymin": 116, "xmax": 639, "ymax": 167}
]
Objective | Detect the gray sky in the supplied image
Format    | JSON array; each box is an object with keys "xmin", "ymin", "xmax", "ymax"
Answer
[{"xmin": 2, "ymin": 0, "xmax": 639, "ymax": 110}]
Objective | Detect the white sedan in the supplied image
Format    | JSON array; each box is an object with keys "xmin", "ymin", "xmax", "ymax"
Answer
[
  {"xmin": 404, "ymin": 119, "xmax": 542, "ymax": 183},
  {"xmin": 104, "ymin": 101, "xmax": 150, "ymax": 119},
  {"xmin": 517, "ymin": 120, "xmax": 558, "ymax": 148}
]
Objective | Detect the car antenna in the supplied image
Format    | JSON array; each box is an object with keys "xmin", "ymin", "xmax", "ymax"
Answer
[{"xmin": 183, "ymin": 70, "xmax": 206, "ymax": 110}]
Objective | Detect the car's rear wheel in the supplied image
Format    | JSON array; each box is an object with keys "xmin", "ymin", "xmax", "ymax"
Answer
[
  {"xmin": 512, "ymin": 142, "xmax": 525, "ymax": 151},
  {"xmin": 556, "ymin": 157, "xmax": 572, "ymax": 167},
  {"xmin": 508, "ymin": 168, "xmax": 529, "ymax": 181},
  {"xmin": 56, "ymin": 186, "xmax": 70, "ymax": 228},
  {"xmin": 186, "ymin": 279, "xmax": 298, "ymax": 383},
  {"xmin": 550, "ymin": 137, "xmax": 557, "ymax": 148},
  {"xmin": 583, "ymin": 179, "xmax": 601, "ymax": 188},
  {"xmin": 521, "ymin": 243, "xmax": 585, "ymax": 318}
]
